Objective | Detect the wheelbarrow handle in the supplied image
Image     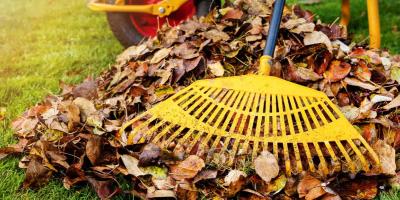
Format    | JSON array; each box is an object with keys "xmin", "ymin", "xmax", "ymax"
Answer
[{"xmin": 263, "ymin": 0, "xmax": 285, "ymax": 57}]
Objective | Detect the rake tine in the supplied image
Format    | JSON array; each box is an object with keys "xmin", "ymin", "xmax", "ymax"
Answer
[
  {"xmin": 228, "ymin": 93, "xmax": 258, "ymax": 164},
  {"xmin": 183, "ymin": 90, "xmax": 234, "ymax": 153},
  {"xmin": 319, "ymin": 100, "xmax": 337, "ymax": 122},
  {"xmin": 175, "ymin": 89, "xmax": 225, "ymax": 148},
  {"xmin": 277, "ymin": 95, "xmax": 291, "ymax": 175},
  {"xmin": 172, "ymin": 86, "xmax": 200, "ymax": 105},
  {"xmin": 304, "ymin": 97, "xmax": 321, "ymax": 128},
  {"xmin": 118, "ymin": 112, "xmax": 147, "ymax": 139},
  {"xmin": 162, "ymin": 126, "xmax": 185, "ymax": 148},
  {"xmin": 198, "ymin": 90, "xmax": 238, "ymax": 148},
  {"xmin": 142, "ymin": 119, "xmax": 167, "ymax": 142},
  {"xmin": 252, "ymin": 93, "xmax": 265, "ymax": 160},
  {"xmin": 221, "ymin": 92, "xmax": 250, "ymax": 155},
  {"xmin": 179, "ymin": 87, "xmax": 214, "ymax": 110},
  {"xmin": 323, "ymin": 141, "xmax": 339, "ymax": 166},
  {"xmin": 303, "ymin": 142, "xmax": 316, "ymax": 172},
  {"xmin": 335, "ymin": 140, "xmax": 356, "ymax": 173},
  {"xmin": 359, "ymin": 136, "xmax": 381, "ymax": 166},
  {"xmin": 242, "ymin": 93, "xmax": 260, "ymax": 154},
  {"xmin": 313, "ymin": 142, "xmax": 329, "ymax": 176},
  {"xmin": 228, "ymin": 93, "xmax": 256, "ymax": 164},
  {"xmin": 152, "ymin": 123, "xmax": 174, "ymax": 143},
  {"xmin": 207, "ymin": 91, "xmax": 245, "ymax": 160},
  {"xmin": 346, "ymin": 139, "xmax": 369, "ymax": 171},
  {"xmin": 288, "ymin": 96, "xmax": 304, "ymax": 172},
  {"xmin": 288, "ymin": 96, "xmax": 304, "ymax": 133},
  {"xmin": 272, "ymin": 95, "xmax": 278, "ymax": 158},
  {"xmin": 295, "ymin": 96, "xmax": 312, "ymax": 133},
  {"xmin": 263, "ymin": 93, "xmax": 271, "ymax": 152},
  {"xmin": 184, "ymin": 87, "xmax": 219, "ymax": 113},
  {"xmin": 127, "ymin": 116, "xmax": 157, "ymax": 144},
  {"xmin": 292, "ymin": 142, "xmax": 303, "ymax": 173}
]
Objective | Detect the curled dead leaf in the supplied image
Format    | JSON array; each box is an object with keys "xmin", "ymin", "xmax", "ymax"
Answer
[{"xmin": 304, "ymin": 31, "xmax": 332, "ymax": 52}]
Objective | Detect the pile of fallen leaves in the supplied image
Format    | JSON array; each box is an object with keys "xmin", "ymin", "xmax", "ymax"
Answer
[{"xmin": 1, "ymin": 0, "xmax": 400, "ymax": 199}]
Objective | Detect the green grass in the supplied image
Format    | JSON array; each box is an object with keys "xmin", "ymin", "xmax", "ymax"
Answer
[
  {"xmin": 0, "ymin": 0, "xmax": 122, "ymax": 199},
  {"xmin": 0, "ymin": 0, "xmax": 398, "ymax": 199},
  {"xmin": 288, "ymin": 0, "xmax": 400, "ymax": 53}
]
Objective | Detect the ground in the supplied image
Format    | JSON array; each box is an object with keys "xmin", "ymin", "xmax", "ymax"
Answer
[{"xmin": 0, "ymin": 0, "xmax": 398, "ymax": 199}]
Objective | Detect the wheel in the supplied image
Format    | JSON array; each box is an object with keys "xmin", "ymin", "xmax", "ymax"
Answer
[{"xmin": 106, "ymin": 0, "xmax": 218, "ymax": 47}]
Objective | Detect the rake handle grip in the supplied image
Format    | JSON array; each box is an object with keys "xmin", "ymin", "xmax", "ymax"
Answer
[{"xmin": 263, "ymin": 0, "xmax": 285, "ymax": 56}]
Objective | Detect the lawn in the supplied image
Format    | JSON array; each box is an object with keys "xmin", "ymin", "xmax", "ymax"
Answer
[{"xmin": 0, "ymin": 0, "xmax": 398, "ymax": 199}]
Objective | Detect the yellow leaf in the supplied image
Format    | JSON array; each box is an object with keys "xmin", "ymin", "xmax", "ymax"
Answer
[{"xmin": 208, "ymin": 62, "xmax": 225, "ymax": 77}]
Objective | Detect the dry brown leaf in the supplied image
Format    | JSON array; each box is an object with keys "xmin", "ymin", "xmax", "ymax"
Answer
[
  {"xmin": 221, "ymin": 8, "xmax": 244, "ymax": 20},
  {"xmin": 372, "ymin": 140, "xmax": 396, "ymax": 175},
  {"xmin": 86, "ymin": 135, "xmax": 102, "ymax": 165},
  {"xmin": 224, "ymin": 170, "xmax": 247, "ymax": 186},
  {"xmin": 333, "ymin": 178, "xmax": 377, "ymax": 199},
  {"xmin": 383, "ymin": 95, "xmax": 400, "ymax": 110},
  {"xmin": 283, "ymin": 18, "xmax": 307, "ymax": 29},
  {"xmin": 291, "ymin": 23, "xmax": 315, "ymax": 34},
  {"xmin": 254, "ymin": 151, "xmax": 279, "ymax": 183},
  {"xmin": 73, "ymin": 97, "xmax": 96, "ymax": 121},
  {"xmin": 121, "ymin": 154, "xmax": 146, "ymax": 177},
  {"xmin": 139, "ymin": 143, "xmax": 161, "ymax": 167},
  {"xmin": 202, "ymin": 29, "xmax": 230, "ymax": 43},
  {"xmin": 208, "ymin": 61, "xmax": 225, "ymax": 77},
  {"xmin": 339, "ymin": 106, "xmax": 360, "ymax": 122},
  {"xmin": 172, "ymin": 43, "xmax": 198, "ymax": 59},
  {"xmin": 87, "ymin": 176, "xmax": 120, "ymax": 199},
  {"xmin": 147, "ymin": 188, "xmax": 176, "ymax": 199},
  {"xmin": 170, "ymin": 155, "xmax": 205, "ymax": 180},
  {"xmin": 304, "ymin": 31, "xmax": 332, "ymax": 52},
  {"xmin": 223, "ymin": 170, "xmax": 247, "ymax": 197},
  {"xmin": 22, "ymin": 158, "xmax": 53, "ymax": 189},
  {"xmin": 297, "ymin": 174, "xmax": 323, "ymax": 198},
  {"xmin": 193, "ymin": 169, "xmax": 218, "ymax": 184},
  {"xmin": 71, "ymin": 78, "xmax": 98, "ymax": 99},
  {"xmin": 295, "ymin": 66, "xmax": 323, "ymax": 81},
  {"xmin": 150, "ymin": 48, "xmax": 172, "ymax": 64},
  {"xmin": 343, "ymin": 77, "xmax": 379, "ymax": 91},
  {"xmin": 60, "ymin": 101, "xmax": 80, "ymax": 131}
]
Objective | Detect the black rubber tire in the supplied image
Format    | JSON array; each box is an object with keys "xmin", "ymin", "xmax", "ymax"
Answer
[{"xmin": 106, "ymin": 0, "xmax": 217, "ymax": 47}]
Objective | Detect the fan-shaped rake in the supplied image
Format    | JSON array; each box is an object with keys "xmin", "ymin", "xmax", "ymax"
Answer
[{"xmin": 118, "ymin": 0, "xmax": 380, "ymax": 176}]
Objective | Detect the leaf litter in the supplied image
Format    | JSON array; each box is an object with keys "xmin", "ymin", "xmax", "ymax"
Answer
[{"xmin": 1, "ymin": 0, "xmax": 400, "ymax": 199}]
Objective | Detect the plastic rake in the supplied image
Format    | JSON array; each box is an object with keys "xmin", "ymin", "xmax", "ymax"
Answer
[{"xmin": 118, "ymin": 0, "xmax": 380, "ymax": 176}]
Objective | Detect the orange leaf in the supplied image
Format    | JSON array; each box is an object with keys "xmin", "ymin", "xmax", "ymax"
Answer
[
  {"xmin": 355, "ymin": 61, "xmax": 371, "ymax": 81},
  {"xmin": 324, "ymin": 60, "xmax": 351, "ymax": 82}
]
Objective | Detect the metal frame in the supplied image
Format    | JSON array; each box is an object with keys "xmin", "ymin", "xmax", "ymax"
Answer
[
  {"xmin": 340, "ymin": 0, "xmax": 381, "ymax": 49},
  {"xmin": 87, "ymin": 0, "xmax": 188, "ymax": 17}
]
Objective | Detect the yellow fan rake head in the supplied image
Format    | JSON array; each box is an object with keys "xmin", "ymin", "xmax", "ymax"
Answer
[
  {"xmin": 118, "ymin": 0, "xmax": 380, "ymax": 176},
  {"xmin": 119, "ymin": 75, "xmax": 380, "ymax": 175}
]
